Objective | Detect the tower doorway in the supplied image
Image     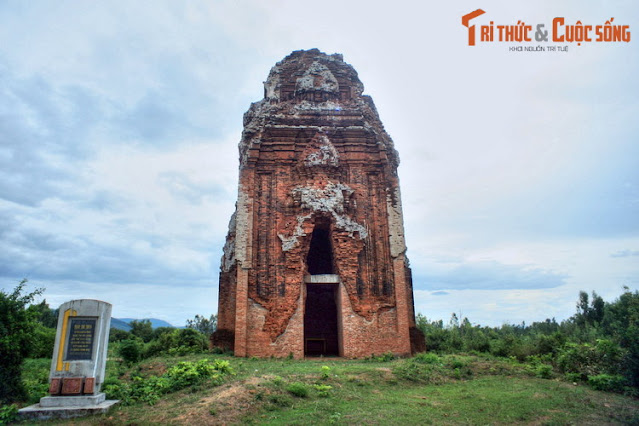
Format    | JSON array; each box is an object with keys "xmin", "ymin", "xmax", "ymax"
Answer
[{"xmin": 304, "ymin": 283, "xmax": 339, "ymax": 356}]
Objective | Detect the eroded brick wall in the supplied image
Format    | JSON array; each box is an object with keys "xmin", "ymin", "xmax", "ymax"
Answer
[{"xmin": 212, "ymin": 49, "xmax": 425, "ymax": 358}]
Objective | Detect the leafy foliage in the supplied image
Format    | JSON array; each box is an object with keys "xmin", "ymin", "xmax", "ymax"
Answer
[
  {"xmin": 27, "ymin": 323, "xmax": 56, "ymax": 359},
  {"xmin": 0, "ymin": 279, "xmax": 43, "ymax": 403},
  {"xmin": 119, "ymin": 339, "xmax": 144, "ymax": 365},
  {"xmin": 109, "ymin": 328, "xmax": 133, "ymax": 343},
  {"xmin": 28, "ymin": 300, "xmax": 58, "ymax": 328},
  {"xmin": 129, "ymin": 319, "xmax": 154, "ymax": 342},
  {"xmin": 416, "ymin": 288, "xmax": 639, "ymax": 394},
  {"xmin": 0, "ymin": 404, "xmax": 18, "ymax": 425},
  {"xmin": 103, "ymin": 359, "xmax": 232, "ymax": 405},
  {"xmin": 186, "ymin": 314, "xmax": 217, "ymax": 336}
]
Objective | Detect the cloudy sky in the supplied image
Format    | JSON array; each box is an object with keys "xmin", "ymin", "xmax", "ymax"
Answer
[{"xmin": 1, "ymin": 1, "xmax": 637, "ymax": 327}]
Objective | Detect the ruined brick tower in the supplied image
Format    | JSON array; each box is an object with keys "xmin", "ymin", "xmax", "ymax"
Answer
[{"xmin": 212, "ymin": 49, "xmax": 425, "ymax": 358}]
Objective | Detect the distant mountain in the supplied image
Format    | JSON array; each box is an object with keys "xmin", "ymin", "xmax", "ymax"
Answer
[
  {"xmin": 110, "ymin": 318, "xmax": 133, "ymax": 331},
  {"xmin": 115, "ymin": 318, "xmax": 175, "ymax": 329}
]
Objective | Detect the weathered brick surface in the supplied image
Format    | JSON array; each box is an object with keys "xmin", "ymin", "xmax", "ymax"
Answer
[{"xmin": 212, "ymin": 49, "xmax": 425, "ymax": 358}]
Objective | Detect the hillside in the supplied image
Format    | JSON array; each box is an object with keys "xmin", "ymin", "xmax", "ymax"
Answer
[
  {"xmin": 109, "ymin": 318, "xmax": 133, "ymax": 331},
  {"xmin": 112, "ymin": 318, "xmax": 175, "ymax": 330},
  {"xmin": 27, "ymin": 353, "xmax": 639, "ymax": 425}
]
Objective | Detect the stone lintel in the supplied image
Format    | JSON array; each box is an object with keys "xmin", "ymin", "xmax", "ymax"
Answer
[{"xmin": 304, "ymin": 274, "xmax": 340, "ymax": 284}]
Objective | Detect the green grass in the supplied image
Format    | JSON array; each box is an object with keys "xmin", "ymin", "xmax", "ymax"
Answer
[{"xmin": 15, "ymin": 353, "xmax": 639, "ymax": 425}]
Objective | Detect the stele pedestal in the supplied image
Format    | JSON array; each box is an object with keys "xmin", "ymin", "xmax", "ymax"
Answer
[{"xmin": 19, "ymin": 299, "xmax": 119, "ymax": 420}]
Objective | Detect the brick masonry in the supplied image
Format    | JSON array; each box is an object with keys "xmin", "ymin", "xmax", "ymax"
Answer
[{"xmin": 212, "ymin": 49, "xmax": 426, "ymax": 358}]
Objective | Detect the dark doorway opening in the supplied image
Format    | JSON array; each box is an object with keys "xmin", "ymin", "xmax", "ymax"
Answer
[
  {"xmin": 306, "ymin": 222, "xmax": 334, "ymax": 275},
  {"xmin": 304, "ymin": 284, "xmax": 339, "ymax": 356}
]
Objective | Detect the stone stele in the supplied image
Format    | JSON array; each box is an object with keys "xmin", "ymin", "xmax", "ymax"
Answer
[
  {"xmin": 19, "ymin": 299, "xmax": 119, "ymax": 420},
  {"xmin": 211, "ymin": 49, "xmax": 426, "ymax": 358}
]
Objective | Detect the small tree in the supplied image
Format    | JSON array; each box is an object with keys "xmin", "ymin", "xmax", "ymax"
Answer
[
  {"xmin": 129, "ymin": 319, "xmax": 153, "ymax": 342},
  {"xmin": 29, "ymin": 299, "xmax": 59, "ymax": 328},
  {"xmin": 186, "ymin": 314, "xmax": 217, "ymax": 336},
  {"xmin": 0, "ymin": 279, "xmax": 43, "ymax": 403}
]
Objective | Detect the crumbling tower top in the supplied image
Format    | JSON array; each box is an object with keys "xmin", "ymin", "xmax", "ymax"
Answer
[{"xmin": 240, "ymin": 49, "xmax": 397, "ymax": 169}]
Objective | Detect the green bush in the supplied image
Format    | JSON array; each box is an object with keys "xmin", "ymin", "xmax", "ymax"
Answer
[
  {"xmin": 21, "ymin": 359, "xmax": 50, "ymax": 404},
  {"xmin": 532, "ymin": 364, "xmax": 553, "ymax": 379},
  {"xmin": 0, "ymin": 279, "xmax": 43, "ymax": 403},
  {"xmin": 393, "ymin": 359, "xmax": 449, "ymax": 384},
  {"xmin": 118, "ymin": 339, "xmax": 143, "ymax": 365},
  {"xmin": 588, "ymin": 374, "xmax": 627, "ymax": 393},
  {"xmin": 104, "ymin": 359, "xmax": 231, "ymax": 405},
  {"xmin": 174, "ymin": 328, "xmax": 208, "ymax": 353},
  {"xmin": 414, "ymin": 352, "xmax": 441, "ymax": 364},
  {"xmin": 376, "ymin": 352, "xmax": 396, "ymax": 362},
  {"xmin": 129, "ymin": 320, "xmax": 153, "ymax": 342},
  {"xmin": 211, "ymin": 359, "xmax": 233, "ymax": 374},
  {"xmin": 28, "ymin": 324, "xmax": 56, "ymax": 358},
  {"xmin": 557, "ymin": 340, "xmax": 624, "ymax": 381},
  {"xmin": 313, "ymin": 384, "xmax": 332, "ymax": 397},
  {"xmin": 149, "ymin": 328, "xmax": 208, "ymax": 357},
  {"xmin": 0, "ymin": 404, "xmax": 18, "ymax": 425},
  {"xmin": 319, "ymin": 365, "xmax": 331, "ymax": 379},
  {"xmin": 143, "ymin": 338, "xmax": 165, "ymax": 359},
  {"xmin": 286, "ymin": 382, "xmax": 309, "ymax": 398},
  {"xmin": 109, "ymin": 328, "xmax": 132, "ymax": 343},
  {"xmin": 166, "ymin": 359, "xmax": 225, "ymax": 389}
]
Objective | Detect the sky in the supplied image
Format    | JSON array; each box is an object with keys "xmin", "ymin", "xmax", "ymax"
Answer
[{"xmin": 1, "ymin": 1, "xmax": 638, "ymax": 328}]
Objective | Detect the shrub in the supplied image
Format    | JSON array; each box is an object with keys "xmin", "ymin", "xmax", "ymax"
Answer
[
  {"xmin": 0, "ymin": 279, "xmax": 43, "ymax": 403},
  {"xmin": 320, "ymin": 365, "xmax": 331, "ymax": 380},
  {"xmin": 104, "ymin": 359, "xmax": 231, "ymax": 405},
  {"xmin": 414, "ymin": 352, "xmax": 441, "ymax": 364},
  {"xmin": 166, "ymin": 359, "xmax": 224, "ymax": 389},
  {"xmin": 162, "ymin": 328, "xmax": 209, "ymax": 356},
  {"xmin": 212, "ymin": 359, "xmax": 234, "ymax": 374},
  {"xmin": 21, "ymin": 359, "xmax": 50, "ymax": 404},
  {"xmin": 534, "ymin": 364, "xmax": 553, "ymax": 379},
  {"xmin": 176, "ymin": 328, "xmax": 208, "ymax": 351},
  {"xmin": 377, "ymin": 352, "xmax": 396, "ymax": 362},
  {"xmin": 129, "ymin": 320, "xmax": 153, "ymax": 342},
  {"xmin": 313, "ymin": 384, "xmax": 332, "ymax": 397},
  {"xmin": 557, "ymin": 340, "xmax": 624, "ymax": 381},
  {"xmin": 28, "ymin": 324, "xmax": 56, "ymax": 358},
  {"xmin": 588, "ymin": 374, "xmax": 627, "ymax": 393},
  {"xmin": 118, "ymin": 339, "xmax": 143, "ymax": 365},
  {"xmin": 0, "ymin": 404, "xmax": 18, "ymax": 425},
  {"xmin": 143, "ymin": 338, "xmax": 165, "ymax": 359},
  {"xmin": 286, "ymin": 382, "xmax": 309, "ymax": 398},
  {"xmin": 393, "ymin": 359, "xmax": 448, "ymax": 384},
  {"xmin": 109, "ymin": 328, "xmax": 132, "ymax": 343}
]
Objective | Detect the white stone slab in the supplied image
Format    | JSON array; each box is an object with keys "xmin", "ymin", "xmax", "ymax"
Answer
[
  {"xmin": 304, "ymin": 274, "xmax": 340, "ymax": 284},
  {"xmin": 40, "ymin": 393, "xmax": 106, "ymax": 407},
  {"xmin": 18, "ymin": 398, "xmax": 119, "ymax": 420}
]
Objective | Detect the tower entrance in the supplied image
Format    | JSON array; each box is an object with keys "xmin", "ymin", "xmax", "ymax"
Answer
[
  {"xmin": 304, "ymin": 220, "xmax": 339, "ymax": 356},
  {"xmin": 304, "ymin": 283, "xmax": 339, "ymax": 356}
]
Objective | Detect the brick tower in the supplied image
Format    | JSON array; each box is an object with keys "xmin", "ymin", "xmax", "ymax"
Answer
[{"xmin": 212, "ymin": 49, "xmax": 425, "ymax": 358}]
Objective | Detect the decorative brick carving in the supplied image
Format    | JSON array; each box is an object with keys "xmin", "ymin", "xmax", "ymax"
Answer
[{"xmin": 212, "ymin": 49, "xmax": 425, "ymax": 358}]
